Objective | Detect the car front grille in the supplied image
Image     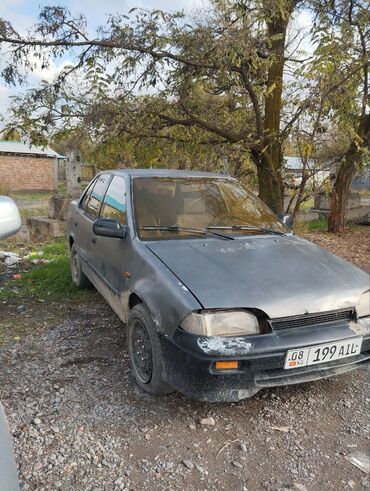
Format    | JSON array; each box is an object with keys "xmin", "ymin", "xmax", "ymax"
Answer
[{"xmin": 270, "ymin": 309, "xmax": 355, "ymax": 331}]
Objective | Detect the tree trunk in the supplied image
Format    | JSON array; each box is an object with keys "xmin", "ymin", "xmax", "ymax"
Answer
[
  {"xmin": 257, "ymin": 156, "xmax": 279, "ymax": 209},
  {"xmin": 328, "ymin": 113, "xmax": 370, "ymax": 233},
  {"xmin": 259, "ymin": 0, "xmax": 293, "ymax": 213},
  {"xmin": 292, "ymin": 175, "xmax": 309, "ymax": 222},
  {"xmin": 258, "ymin": 157, "xmax": 284, "ymax": 213}
]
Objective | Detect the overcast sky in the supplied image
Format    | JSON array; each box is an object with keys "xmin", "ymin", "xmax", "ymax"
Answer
[{"xmin": 0, "ymin": 1, "xmax": 313, "ymax": 121}]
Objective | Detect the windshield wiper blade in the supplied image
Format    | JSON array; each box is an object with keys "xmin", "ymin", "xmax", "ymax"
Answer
[
  {"xmin": 140, "ymin": 225, "xmax": 234, "ymax": 240},
  {"xmin": 232, "ymin": 225, "xmax": 285, "ymax": 235},
  {"xmin": 207, "ymin": 225, "xmax": 285, "ymax": 236}
]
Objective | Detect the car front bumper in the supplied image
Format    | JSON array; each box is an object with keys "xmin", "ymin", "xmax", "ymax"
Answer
[{"xmin": 159, "ymin": 319, "xmax": 370, "ymax": 402}]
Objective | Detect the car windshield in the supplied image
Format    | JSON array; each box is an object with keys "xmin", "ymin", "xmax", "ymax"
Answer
[{"xmin": 133, "ymin": 176, "xmax": 286, "ymax": 240}]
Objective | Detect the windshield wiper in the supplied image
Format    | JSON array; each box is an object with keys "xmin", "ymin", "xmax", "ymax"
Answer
[
  {"xmin": 207, "ymin": 225, "xmax": 286, "ymax": 236},
  {"xmin": 140, "ymin": 225, "xmax": 235, "ymax": 240}
]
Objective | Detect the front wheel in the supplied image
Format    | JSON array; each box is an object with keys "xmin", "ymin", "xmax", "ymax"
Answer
[{"xmin": 127, "ymin": 304, "xmax": 173, "ymax": 396}]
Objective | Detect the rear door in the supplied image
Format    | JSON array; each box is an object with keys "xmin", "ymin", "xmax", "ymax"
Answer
[
  {"xmin": 75, "ymin": 174, "xmax": 111, "ymax": 273},
  {"xmin": 73, "ymin": 177, "xmax": 96, "ymax": 263},
  {"xmin": 92, "ymin": 175, "xmax": 129, "ymax": 294}
]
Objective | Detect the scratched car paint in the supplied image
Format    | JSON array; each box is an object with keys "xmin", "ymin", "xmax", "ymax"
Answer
[{"xmin": 66, "ymin": 170, "xmax": 370, "ymax": 402}]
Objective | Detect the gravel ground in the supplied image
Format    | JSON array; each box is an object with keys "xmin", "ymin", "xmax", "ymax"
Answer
[{"xmin": 0, "ymin": 229, "xmax": 369, "ymax": 491}]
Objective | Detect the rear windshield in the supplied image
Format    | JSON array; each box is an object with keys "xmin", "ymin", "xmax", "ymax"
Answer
[{"xmin": 133, "ymin": 177, "xmax": 285, "ymax": 240}]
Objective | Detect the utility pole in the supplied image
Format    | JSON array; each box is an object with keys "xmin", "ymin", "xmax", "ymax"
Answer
[{"xmin": 66, "ymin": 149, "xmax": 82, "ymax": 198}]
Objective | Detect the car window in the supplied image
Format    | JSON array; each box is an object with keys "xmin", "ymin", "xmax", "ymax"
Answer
[
  {"xmin": 79, "ymin": 178, "xmax": 97, "ymax": 212},
  {"xmin": 85, "ymin": 174, "xmax": 110, "ymax": 219},
  {"xmin": 133, "ymin": 177, "xmax": 285, "ymax": 239},
  {"xmin": 100, "ymin": 176, "xmax": 126, "ymax": 226}
]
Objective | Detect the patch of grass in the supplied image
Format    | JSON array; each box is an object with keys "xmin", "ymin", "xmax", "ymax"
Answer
[
  {"xmin": 56, "ymin": 183, "xmax": 68, "ymax": 195},
  {"xmin": 1, "ymin": 239, "xmax": 92, "ymax": 301},
  {"xmin": 293, "ymin": 217, "xmax": 328, "ymax": 234},
  {"xmin": 307, "ymin": 217, "xmax": 328, "ymax": 231},
  {"xmin": 9, "ymin": 191, "xmax": 51, "ymax": 202},
  {"xmin": 294, "ymin": 217, "xmax": 365, "ymax": 235},
  {"xmin": 42, "ymin": 239, "xmax": 70, "ymax": 258},
  {"xmin": 19, "ymin": 207, "xmax": 49, "ymax": 220}
]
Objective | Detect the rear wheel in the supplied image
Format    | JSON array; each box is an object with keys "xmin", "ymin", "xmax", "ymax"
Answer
[
  {"xmin": 70, "ymin": 244, "xmax": 91, "ymax": 289},
  {"xmin": 127, "ymin": 304, "xmax": 173, "ymax": 396}
]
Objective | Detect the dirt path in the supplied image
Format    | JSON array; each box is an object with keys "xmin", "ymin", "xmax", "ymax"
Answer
[{"xmin": 0, "ymin": 229, "xmax": 369, "ymax": 491}]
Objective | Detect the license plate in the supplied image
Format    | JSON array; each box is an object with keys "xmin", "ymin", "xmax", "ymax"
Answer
[{"xmin": 284, "ymin": 337, "xmax": 362, "ymax": 370}]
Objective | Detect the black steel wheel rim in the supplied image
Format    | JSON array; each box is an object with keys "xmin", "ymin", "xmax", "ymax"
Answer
[{"xmin": 131, "ymin": 319, "xmax": 153, "ymax": 384}]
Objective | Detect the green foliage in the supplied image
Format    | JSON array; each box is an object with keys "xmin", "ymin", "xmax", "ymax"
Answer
[
  {"xmin": 1, "ymin": 240, "xmax": 92, "ymax": 300},
  {"xmin": 0, "ymin": 3, "xmax": 293, "ymax": 184},
  {"xmin": 9, "ymin": 191, "xmax": 52, "ymax": 201},
  {"xmin": 0, "ymin": 128, "xmax": 21, "ymax": 140},
  {"xmin": 85, "ymin": 58, "xmax": 112, "ymax": 97},
  {"xmin": 307, "ymin": 218, "xmax": 328, "ymax": 231},
  {"xmin": 0, "ymin": 1, "xmax": 368, "ymax": 213},
  {"xmin": 293, "ymin": 217, "xmax": 328, "ymax": 234}
]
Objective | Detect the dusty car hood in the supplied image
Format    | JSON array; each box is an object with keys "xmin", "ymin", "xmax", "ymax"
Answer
[{"xmin": 147, "ymin": 235, "xmax": 370, "ymax": 318}]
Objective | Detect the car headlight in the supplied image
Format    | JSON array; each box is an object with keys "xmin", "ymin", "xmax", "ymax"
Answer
[
  {"xmin": 357, "ymin": 290, "xmax": 370, "ymax": 318},
  {"xmin": 180, "ymin": 310, "xmax": 260, "ymax": 337}
]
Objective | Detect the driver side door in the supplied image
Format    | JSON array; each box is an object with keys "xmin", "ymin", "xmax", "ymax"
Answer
[{"xmin": 91, "ymin": 174, "xmax": 129, "ymax": 296}]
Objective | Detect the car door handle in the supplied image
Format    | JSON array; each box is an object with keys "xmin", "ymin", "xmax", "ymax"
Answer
[
  {"xmin": 92, "ymin": 236, "xmax": 96, "ymax": 244},
  {"xmin": 74, "ymin": 221, "xmax": 78, "ymax": 227}
]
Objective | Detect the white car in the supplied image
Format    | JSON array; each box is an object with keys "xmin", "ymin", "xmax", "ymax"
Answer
[
  {"xmin": 0, "ymin": 196, "xmax": 21, "ymax": 240},
  {"xmin": 0, "ymin": 195, "xmax": 20, "ymax": 491}
]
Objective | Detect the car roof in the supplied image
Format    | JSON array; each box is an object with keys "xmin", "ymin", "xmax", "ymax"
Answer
[{"xmin": 101, "ymin": 168, "xmax": 230, "ymax": 179}]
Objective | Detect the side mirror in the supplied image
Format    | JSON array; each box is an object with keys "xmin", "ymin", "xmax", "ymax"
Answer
[
  {"xmin": 93, "ymin": 218, "xmax": 126, "ymax": 239},
  {"xmin": 0, "ymin": 196, "xmax": 21, "ymax": 240},
  {"xmin": 278, "ymin": 213, "xmax": 293, "ymax": 230}
]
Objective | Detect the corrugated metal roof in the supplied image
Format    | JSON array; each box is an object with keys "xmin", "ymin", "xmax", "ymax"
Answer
[
  {"xmin": 284, "ymin": 156, "xmax": 332, "ymax": 171},
  {"xmin": 0, "ymin": 141, "xmax": 65, "ymax": 159},
  {"xmin": 284, "ymin": 156, "xmax": 315, "ymax": 170}
]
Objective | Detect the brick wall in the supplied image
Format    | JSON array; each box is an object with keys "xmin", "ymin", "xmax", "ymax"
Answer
[{"xmin": 0, "ymin": 155, "xmax": 57, "ymax": 191}]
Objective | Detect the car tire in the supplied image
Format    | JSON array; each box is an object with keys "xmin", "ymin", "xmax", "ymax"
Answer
[
  {"xmin": 127, "ymin": 304, "xmax": 173, "ymax": 396},
  {"xmin": 70, "ymin": 245, "xmax": 92, "ymax": 289}
]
